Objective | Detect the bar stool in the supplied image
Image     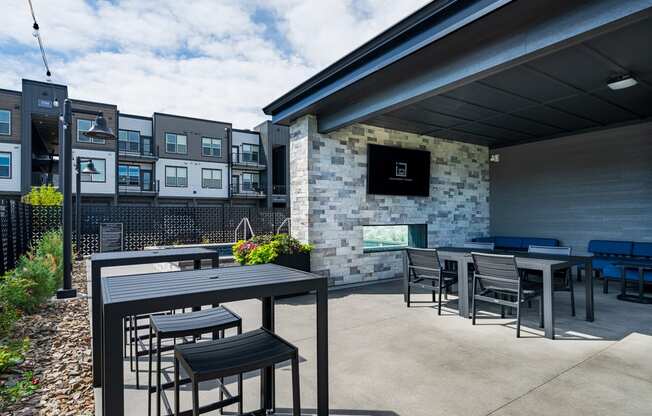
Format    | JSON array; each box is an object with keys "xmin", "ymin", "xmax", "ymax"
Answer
[
  {"xmin": 148, "ymin": 306, "xmax": 242, "ymax": 416},
  {"xmin": 174, "ymin": 328, "xmax": 301, "ymax": 416}
]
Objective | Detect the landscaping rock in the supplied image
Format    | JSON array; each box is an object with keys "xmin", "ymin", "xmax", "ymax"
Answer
[{"xmin": 3, "ymin": 261, "xmax": 94, "ymax": 415}]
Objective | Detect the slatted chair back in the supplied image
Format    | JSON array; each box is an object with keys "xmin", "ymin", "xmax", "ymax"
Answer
[
  {"xmin": 528, "ymin": 245, "xmax": 571, "ymax": 256},
  {"xmin": 406, "ymin": 248, "xmax": 441, "ymax": 278},
  {"xmin": 471, "ymin": 252, "xmax": 520, "ymax": 293},
  {"xmin": 464, "ymin": 241, "xmax": 495, "ymax": 250}
]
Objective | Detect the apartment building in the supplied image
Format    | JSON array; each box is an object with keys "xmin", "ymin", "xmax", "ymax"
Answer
[{"xmin": 0, "ymin": 79, "xmax": 289, "ymax": 208}]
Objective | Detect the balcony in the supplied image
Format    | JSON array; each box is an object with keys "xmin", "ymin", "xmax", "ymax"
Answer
[
  {"xmin": 230, "ymin": 184, "xmax": 266, "ymax": 199},
  {"xmin": 272, "ymin": 184, "xmax": 288, "ymax": 195},
  {"xmin": 118, "ymin": 144, "xmax": 158, "ymax": 161},
  {"xmin": 32, "ymin": 173, "xmax": 60, "ymax": 188},
  {"xmin": 231, "ymin": 152, "xmax": 266, "ymax": 170},
  {"xmin": 118, "ymin": 180, "xmax": 159, "ymax": 195}
]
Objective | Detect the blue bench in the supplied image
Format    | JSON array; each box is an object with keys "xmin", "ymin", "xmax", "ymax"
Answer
[
  {"xmin": 587, "ymin": 240, "xmax": 652, "ymax": 293},
  {"xmin": 473, "ymin": 236, "xmax": 559, "ymax": 251}
]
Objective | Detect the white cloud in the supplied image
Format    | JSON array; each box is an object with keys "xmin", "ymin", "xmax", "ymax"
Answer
[{"xmin": 1, "ymin": 0, "xmax": 430, "ymax": 128}]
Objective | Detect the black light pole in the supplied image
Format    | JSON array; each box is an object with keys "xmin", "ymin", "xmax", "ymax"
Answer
[
  {"xmin": 57, "ymin": 99, "xmax": 115, "ymax": 299},
  {"xmin": 75, "ymin": 157, "xmax": 99, "ymax": 260}
]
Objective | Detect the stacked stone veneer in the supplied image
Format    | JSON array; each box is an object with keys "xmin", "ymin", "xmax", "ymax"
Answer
[{"xmin": 290, "ymin": 115, "xmax": 490, "ymax": 285}]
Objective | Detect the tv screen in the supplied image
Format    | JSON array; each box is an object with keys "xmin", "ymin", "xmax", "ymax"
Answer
[{"xmin": 367, "ymin": 144, "xmax": 430, "ymax": 197}]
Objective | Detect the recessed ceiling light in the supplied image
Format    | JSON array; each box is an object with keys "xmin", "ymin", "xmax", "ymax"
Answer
[{"xmin": 607, "ymin": 74, "xmax": 638, "ymax": 90}]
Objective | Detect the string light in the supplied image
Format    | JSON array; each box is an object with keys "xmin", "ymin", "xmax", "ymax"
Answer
[{"xmin": 27, "ymin": 0, "xmax": 52, "ymax": 81}]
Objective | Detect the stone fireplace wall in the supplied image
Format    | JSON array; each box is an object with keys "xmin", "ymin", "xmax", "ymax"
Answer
[{"xmin": 290, "ymin": 115, "xmax": 490, "ymax": 285}]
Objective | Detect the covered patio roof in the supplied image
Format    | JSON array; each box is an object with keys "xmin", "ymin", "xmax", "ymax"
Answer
[{"xmin": 264, "ymin": 0, "xmax": 652, "ymax": 148}]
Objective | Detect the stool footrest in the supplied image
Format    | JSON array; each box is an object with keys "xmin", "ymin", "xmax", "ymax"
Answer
[{"xmin": 175, "ymin": 396, "xmax": 240, "ymax": 416}]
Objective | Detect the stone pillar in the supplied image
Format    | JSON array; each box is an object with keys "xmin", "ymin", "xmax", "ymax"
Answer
[{"xmin": 288, "ymin": 115, "xmax": 316, "ymax": 244}]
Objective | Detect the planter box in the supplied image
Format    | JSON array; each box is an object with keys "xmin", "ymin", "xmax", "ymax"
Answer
[{"xmin": 273, "ymin": 252, "xmax": 311, "ymax": 272}]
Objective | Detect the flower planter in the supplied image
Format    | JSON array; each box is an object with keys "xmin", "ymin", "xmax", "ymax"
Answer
[{"xmin": 273, "ymin": 252, "xmax": 311, "ymax": 272}]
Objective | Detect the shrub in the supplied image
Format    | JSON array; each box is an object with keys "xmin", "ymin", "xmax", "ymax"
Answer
[
  {"xmin": 21, "ymin": 185, "xmax": 63, "ymax": 206},
  {"xmin": 233, "ymin": 234, "xmax": 312, "ymax": 266},
  {"xmin": 0, "ymin": 339, "xmax": 28, "ymax": 373},
  {"xmin": 0, "ymin": 301, "xmax": 18, "ymax": 340}
]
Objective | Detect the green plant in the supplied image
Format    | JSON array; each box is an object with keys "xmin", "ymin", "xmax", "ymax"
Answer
[
  {"xmin": 232, "ymin": 234, "xmax": 312, "ymax": 266},
  {"xmin": 21, "ymin": 185, "xmax": 63, "ymax": 206},
  {"xmin": 0, "ymin": 339, "xmax": 28, "ymax": 373},
  {"xmin": 0, "ymin": 370, "xmax": 38, "ymax": 410},
  {"xmin": 0, "ymin": 301, "xmax": 18, "ymax": 341}
]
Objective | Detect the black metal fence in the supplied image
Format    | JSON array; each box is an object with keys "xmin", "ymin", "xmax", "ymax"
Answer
[
  {"xmin": 0, "ymin": 201, "xmax": 291, "ymax": 261},
  {"xmin": 0, "ymin": 201, "xmax": 34, "ymax": 275}
]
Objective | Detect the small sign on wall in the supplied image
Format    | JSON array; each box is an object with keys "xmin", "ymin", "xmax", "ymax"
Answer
[{"xmin": 100, "ymin": 223, "xmax": 123, "ymax": 252}]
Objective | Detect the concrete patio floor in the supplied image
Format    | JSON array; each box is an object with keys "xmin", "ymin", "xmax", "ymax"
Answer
[{"xmin": 93, "ymin": 265, "xmax": 652, "ymax": 415}]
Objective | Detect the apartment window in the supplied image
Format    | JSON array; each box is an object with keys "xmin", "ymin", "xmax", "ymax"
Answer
[
  {"xmin": 242, "ymin": 172, "xmax": 259, "ymax": 191},
  {"xmin": 165, "ymin": 133, "xmax": 187, "ymax": 154},
  {"xmin": 242, "ymin": 144, "xmax": 259, "ymax": 163},
  {"xmin": 201, "ymin": 169, "xmax": 222, "ymax": 189},
  {"xmin": 80, "ymin": 158, "xmax": 106, "ymax": 182},
  {"xmin": 0, "ymin": 110, "xmax": 10, "ymax": 135},
  {"xmin": 118, "ymin": 164, "xmax": 140, "ymax": 186},
  {"xmin": 142, "ymin": 136, "xmax": 153, "ymax": 155},
  {"xmin": 118, "ymin": 130, "xmax": 140, "ymax": 153},
  {"xmin": 202, "ymin": 137, "xmax": 222, "ymax": 157},
  {"xmin": 165, "ymin": 166, "xmax": 187, "ymax": 187},
  {"xmin": 0, "ymin": 152, "xmax": 11, "ymax": 178},
  {"xmin": 77, "ymin": 119, "xmax": 106, "ymax": 144}
]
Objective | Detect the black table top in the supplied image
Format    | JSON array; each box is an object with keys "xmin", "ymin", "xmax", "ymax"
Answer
[
  {"xmin": 91, "ymin": 246, "xmax": 219, "ymax": 262},
  {"xmin": 436, "ymin": 246, "xmax": 592, "ymax": 263},
  {"xmin": 101, "ymin": 263, "xmax": 325, "ymax": 307}
]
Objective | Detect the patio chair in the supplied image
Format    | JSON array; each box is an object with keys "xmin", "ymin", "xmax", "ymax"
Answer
[
  {"xmin": 525, "ymin": 245, "xmax": 575, "ymax": 316},
  {"xmin": 471, "ymin": 252, "xmax": 543, "ymax": 337},
  {"xmin": 148, "ymin": 306, "xmax": 242, "ymax": 416},
  {"xmin": 463, "ymin": 241, "xmax": 495, "ymax": 250},
  {"xmin": 174, "ymin": 328, "xmax": 301, "ymax": 416},
  {"xmin": 406, "ymin": 248, "xmax": 458, "ymax": 315}
]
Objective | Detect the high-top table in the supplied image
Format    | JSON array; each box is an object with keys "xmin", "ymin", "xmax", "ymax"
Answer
[
  {"xmin": 90, "ymin": 247, "xmax": 221, "ymax": 387},
  {"xmin": 99, "ymin": 263, "xmax": 329, "ymax": 416},
  {"xmin": 404, "ymin": 247, "xmax": 593, "ymax": 339}
]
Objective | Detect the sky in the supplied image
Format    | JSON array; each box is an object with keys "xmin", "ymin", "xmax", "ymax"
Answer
[{"xmin": 1, "ymin": 0, "xmax": 430, "ymax": 129}]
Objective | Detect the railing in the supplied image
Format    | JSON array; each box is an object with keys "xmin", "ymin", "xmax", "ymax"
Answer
[
  {"xmin": 231, "ymin": 184, "xmax": 266, "ymax": 198},
  {"xmin": 118, "ymin": 180, "xmax": 159, "ymax": 194},
  {"xmin": 272, "ymin": 184, "xmax": 287, "ymax": 195},
  {"xmin": 31, "ymin": 173, "xmax": 60, "ymax": 188},
  {"xmin": 231, "ymin": 152, "xmax": 265, "ymax": 167},
  {"xmin": 118, "ymin": 145, "xmax": 157, "ymax": 158}
]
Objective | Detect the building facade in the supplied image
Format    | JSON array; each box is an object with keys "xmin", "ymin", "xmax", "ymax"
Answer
[{"xmin": 0, "ymin": 79, "xmax": 290, "ymax": 208}]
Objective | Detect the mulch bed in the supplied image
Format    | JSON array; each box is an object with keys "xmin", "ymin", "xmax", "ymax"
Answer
[{"xmin": 3, "ymin": 261, "xmax": 94, "ymax": 415}]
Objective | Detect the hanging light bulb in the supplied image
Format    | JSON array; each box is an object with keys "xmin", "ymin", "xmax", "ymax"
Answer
[
  {"xmin": 46, "ymin": 70, "xmax": 51, "ymax": 82},
  {"xmin": 32, "ymin": 22, "xmax": 39, "ymax": 37}
]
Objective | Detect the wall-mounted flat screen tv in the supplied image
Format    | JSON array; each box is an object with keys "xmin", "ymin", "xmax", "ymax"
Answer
[{"xmin": 367, "ymin": 144, "xmax": 430, "ymax": 197}]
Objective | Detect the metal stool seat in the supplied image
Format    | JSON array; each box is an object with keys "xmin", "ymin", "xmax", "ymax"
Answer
[
  {"xmin": 148, "ymin": 306, "xmax": 242, "ymax": 416},
  {"xmin": 174, "ymin": 328, "xmax": 301, "ymax": 416}
]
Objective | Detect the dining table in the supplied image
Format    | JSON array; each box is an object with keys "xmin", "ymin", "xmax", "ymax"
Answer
[
  {"xmin": 99, "ymin": 263, "xmax": 329, "ymax": 416},
  {"xmin": 404, "ymin": 246, "xmax": 594, "ymax": 339}
]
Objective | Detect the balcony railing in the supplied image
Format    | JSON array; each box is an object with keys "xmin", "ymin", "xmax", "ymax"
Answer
[
  {"xmin": 118, "ymin": 146, "xmax": 157, "ymax": 158},
  {"xmin": 32, "ymin": 173, "xmax": 60, "ymax": 188},
  {"xmin": 118, "ymin": 180, "xmax": 159, "ymax": 194},
  {"xmin": 231, "ymin": 184, "xmax": 266, "ymax": 198},
  {"xmin": 231, "ymin": 152, "xmax": 265, "ymax": 168},
  {"xmin": 272, "ymin": 184, "xmax": 288, "ymax": 195}
]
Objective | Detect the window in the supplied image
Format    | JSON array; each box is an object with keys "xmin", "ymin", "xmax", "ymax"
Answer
[
  {"xmin": 165, "ymin": 166, "xmax": 187, "ymax": 187},
  {"xmin": 80, "ymin": 158, "xmax": 106, "ymax": 182},
  {"xmin": 202, "ymin": 169, "xmax": 222, "ymax": 189},
  {"xmin": 142, "ymin": 136, "xmax": 153, "ymax": 155},
  {"xmin": 118, "ymin": 130, "xmax": 140, "ymax": 153},
  {"xmin": 0, "ymin": 110, "xmax": 10, "ymax": 135},
  {"xmin": 202, "ymin": 137, "xmax": 222, "ymax": 157},
  {"xmin": 165, "ymin": 133, "xmax": 187, "ymax": 154},
  {"xmin": 0, "ymin": 152, "xmax": 11, "ymax": 178},
  {"xmin": 242, "ymin": 144, "xmax": 259, "ymax": 163},
  {"xmin": 77, "ymin": 119, "xmax": 106, "ymax": 144},
  {"xmin": 118, "ymin": 165, "xmax": 140, "ymax": 186},
  {"xmin": 362, "ymin": 224, "xmax": 427, "ymax": 252},
  {"xmin": 241, "ymin": 172, "xmax": 259, "ymax": 191}
]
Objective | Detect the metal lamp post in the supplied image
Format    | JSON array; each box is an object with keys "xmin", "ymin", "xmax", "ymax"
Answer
[
  {"xmin": 75, "ymin": 157, "xmax": 98, "ymax": 260},
  {"xmin": 57, "ymin": 99, "xmax": 115, "ymax": 299}
]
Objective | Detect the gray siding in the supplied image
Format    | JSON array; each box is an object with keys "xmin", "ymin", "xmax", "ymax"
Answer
[
  {"xmin": 490, "ymin": 122, "xmax": 652, "ymax": 255},
  {"xmin": 153, "ymin": 113, "xmax": 230, "ymax": 163},
  {"xmin": 71, "ymin": 100, "xmax": 118, "ymax": 152}
]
